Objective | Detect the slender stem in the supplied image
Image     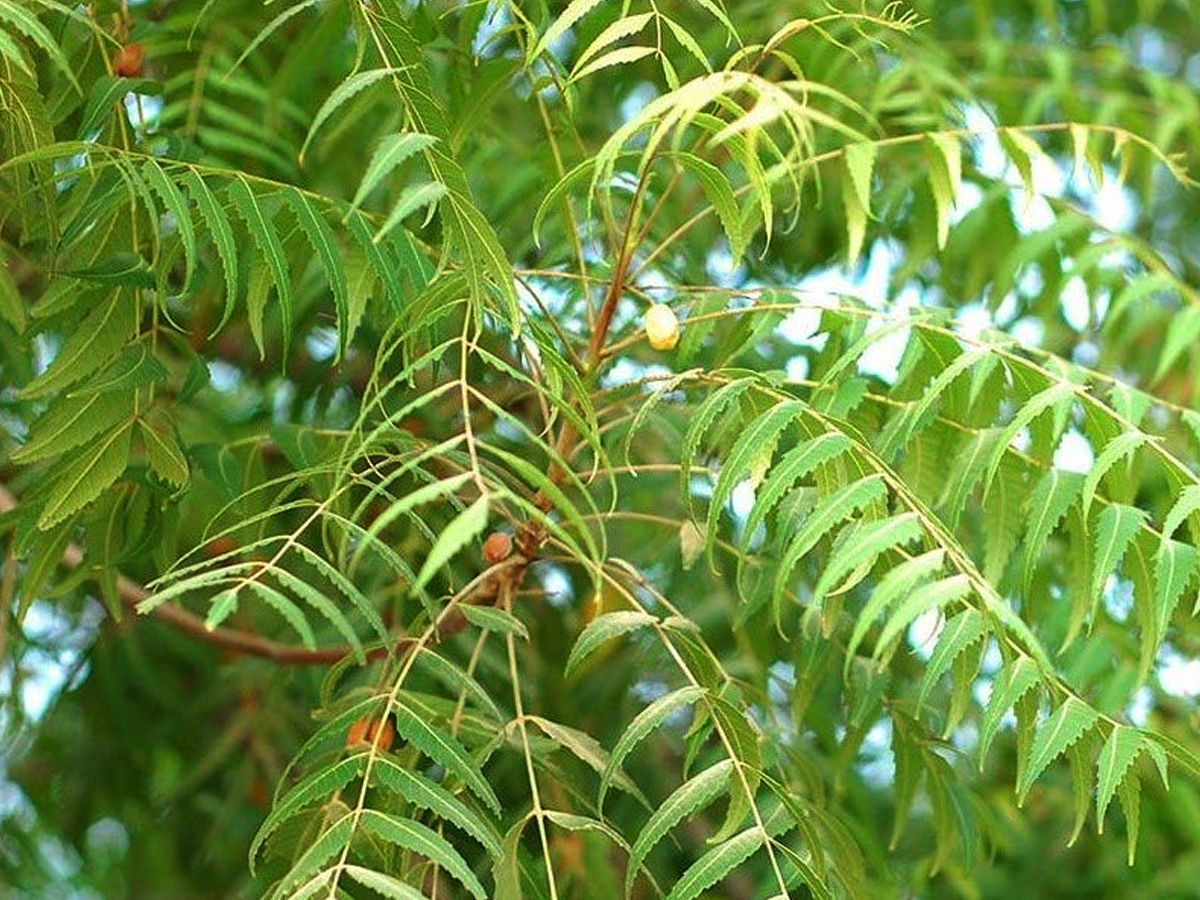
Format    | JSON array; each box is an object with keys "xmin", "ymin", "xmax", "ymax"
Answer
[{"xmin": 507, "ymin": 616, "xmax": 560, "ymax": 900}]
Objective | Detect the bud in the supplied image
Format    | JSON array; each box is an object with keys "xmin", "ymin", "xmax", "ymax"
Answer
[
  {"xmin": 483, "ymin": 531, "xmax": 513, "ymax": 564},
  {"xmin": 113, "ymin": 43, "xmax": 145, "ymax": 78},
  {"xmin": 643, "ymin": 303, "xmax": 680, "ymax": 350},
  {"xmin": 204, "ymin": 536, "xmax": 238, "ymax": 558},
  {"xmin": 346, "ymin": 716, "xmax": 395, "ymax": 752}
]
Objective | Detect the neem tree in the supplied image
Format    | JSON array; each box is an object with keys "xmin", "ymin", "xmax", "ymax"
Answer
[{"xmin": 3, "ymin": 1, "xmax": 1200, "ymax": 897}]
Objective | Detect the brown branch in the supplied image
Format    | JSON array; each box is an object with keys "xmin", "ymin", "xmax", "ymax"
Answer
[
  {"xmin": 0, "ymin": 482, "xmax": 525, "ymax": 666},
  {"xmin": 585, "ymin": 170, "xmax": 651, "ymax": 374},
  {"xmin": 530, "ymin": 168, "xmax": 654, "ymax": 521}
]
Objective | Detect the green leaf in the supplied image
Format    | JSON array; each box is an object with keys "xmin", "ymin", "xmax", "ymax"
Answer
[
  {"xmin": 20, "ymin": 290, "xmax": 138, "ymax": 398},
  {"xmin": 358, "ymin": 810, "xmax": 487, "ymax": 900},
  {"xmin": 0, "ymin": 28, "xmax": 33, "ymax": 79},
  {"xmin": 411, "ymin": 494, "xmax": 491, "ymax": 597},
  {"xmin": 706, "ymin": 695, "xmax": 762, "ymax": 844},
  {"xmin": 1154, "ymin": 305, "xmax": 1200, "ymax": 383},
  {"xmin": 527, "ymin": 716, "xmax": 643, "ymax": 801},
  {"xmin": 301, "ymin": 68, "xmax": 405, "ymax": 159},
  {"xmin": 626, "ymin": 760, "xmax": 734, "ymax": 897},
  {"xmin": 350, "ymin": 132, "xmax": 440, "ymax": 210},
  {"xmin": 392, "ymin": 699, "xmax": 501, "ymax": 815},
  {"xmin": 600, "ymin": 686, "xmax": 707, "ymax": 810},
  {"xmin": 984, "ymin": 380, "xmax": 1077, "ymax": 502},
  {"xmin": 351, "ymin": 472, "xmax": 473, "ymax": 575},
  {"xmin": 1070, "ymin": 122, "xmax": 1103, "ymax": 184},
  {"xmin": 903, "ymin": 346, "xmax": 987, "ymax": 450},
  {"xmin": 225, "ymin": 0, "xmax": 322, "ymax": 77},
  {"xmin": 1000, "ymin": 128, "xmax": 1049, "ymax": 208},
  {"xmin": 874, "ymin": 574, "xmax": 970, "ymax": 659},
  {"xmin": 1081, "ymin": 431, "xmax": 1148, "ymax": 518},
  {"xmin": 571, "ymin": 12, "xmax": 654, "ymax": 73},
  {"xmin": 813, "ymin": 512, "xmax": 923, "ymax": 607},
  {"xmin": 249, "ymin": 756, "xmax": 362, "ymax": 871},
  {"xmin": 1163, "ymin": 484, "xmax": 1200, "ymax": 540},
  {"xmin": 285, "ymin": 188, "xmax": 350, "ymax": 356},
  {"xmin": 889, "ymin": 716, "xmax": 923, "ymax": 849},
  {"xmin": 565, "ymin": 611, "xmax": 657, "ymax": 678},
  {"xmin": 674, "ymin": 151, "xmax": 746, "ymax": 264},
  {"xmin": 926, "ymin": 132, "xmax": 961, "ymax": 249},
  {"xmin": 245, "ymin": 583, "xmax": 316, "ymax": 651},
  {"xmin": 1118, "ymin": 773, "xmax": 1141, "ymax": 865},
  {"xmin": 204, "ymin": 588, "xmax": 238, "ymax": 630},
  {"xmin": 773, "ymin": 474, "xmax": 888, "ymax": 617},
  {"xmin": 0, "ymin": 256, "xmax": 24, "ymax": 332},
  {"xmin": 226, "ymin": 178, "xmax": 293, "ymax": 356},
  {"xmin": 531, "ymin": 155, "xmax": 599, "ymax": 247},
  {"xmin": 492, "ymin": 817, "xmax": 526, "ymax": 900},
  {"xmin": 343, "ymin": 207, "xmax": 408, "ymax": 312},
  {"xmin": 529, "ymin": 0, "xmax": 607, "ymax": 62},
  {"xmin": 679, "ymin": 376, "xmax": 755, "ymax": 516},
  {"xmin": 918, "ymin": 609, "xmax": 988, "ymax": 706},
  {"xmin": 664, "ymin": 825, "xmax": 765, "ymax": 900},
  {"xmin": 846, "ymin": 548, "xmax": 944, "ymax": 670},
  {"xmin": 706, "ymin": 400, "xmax": 804, "ymax": 563},
  {"xmin": 342, "ymin": 866, "xmax": 427, "ymax": 900},
  {"xmin": 938, "ymin": 428, "xmax": 1003, "ymax": 528},
  {"xmin": 1106, "ymin": 273, "xmax": 1176, "ymax": 330},
  {"xmin": 1091, "ymin": 504, "xmax": 1147, "ymax": 603},
  {"xmin": 1154, "ymin": 538, "xmax": 1198, "ymax": 644},
  {"xmin": 12, "ymin": 390, "xmax": 135, "ymax": 464},
  {"xmin": 1066, "ymin": 735, "xmax": 1095, "ymax": 846},
  {"xmin": 459, "ymin": 604, "xmax": 529, "ymax": 640},
  {"xmin": 0, "ymin": 0, "xmax": 80, "ymax": 93},
  {"xmin": 62, "ymin": 252, "xmax": 155, "ymax": 288},
  {"xmin": 739, "ymin": 431, "xmax": 850, "ymax": 560},
  {"xmin": 367, "ymin": 18, "xmax": 519, "ymax": 327},
  {"xmin": 38, "ymin": 422, "xmax": 133, "ymax": 529},
  {"xmin": 1018, "ymin": 697, "xmax": 1099, "ymax": 803},
  {"xmin": 375, "ymin": 181, "xmax": 448, "ymax": 245},
  {"xmin": 979, "ymin": 655, "xmax": 1041, "ymax": 763},
  {"xmin": 291, "ymin": 542, "xmax": 389, "ymax": 645},
  {"xmin": 268, "ymin": 567, "xmax": 364, "ymax": 661},
  {"xmin": 1096, "ymin": 726, "xmax": 1144, "ymax": 829},
  {"xmin": 139, "ymin": 412, "xmax": 189, "ymax": 486},
  {"xmin": 141, "ymin": 160, "xmax": 199, "ymax": 292},
  {"xmin": 844, "ymin": 142, "xmax": 875, "ymax": 215},
  {"xmin": 374, "ymin": 756, "xmax": 502, "ymax": 858},
  {"xmin": 1021, "ymin": 469, "xmax": 1085, "ymax": 590},
  {"xmin": 78, "ymin": 76, "xmax": 158, "ymax": 138},
  {"xmin": 569, "ymin": 45, "xmax": 656, "ymax": 82},
  {"xmin": 842, "ymin": 142, "xmax": 876, "ymax": 263},
  {"xmin": 181, "ymin": 171, "xmax": 239, "ymax": 331},
  {"xmin": 411, "ymin": 648, "xmax": 504, "ymax": 723},
  {"xmin": 71, "ymin": 344, "xmax": 167, "ymax": 398},
  {"xmin": 983, "ymin": 457, "xmax": 1024, "ymax": 584},
  {"xmin": 271, "ymin": 814, "xmax": 353, "ymax": 899}
]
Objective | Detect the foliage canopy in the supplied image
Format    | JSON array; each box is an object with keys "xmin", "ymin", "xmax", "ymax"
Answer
[{"xmin": 3, "ymin": 0, "xmax": 1200, "ymax": 897}]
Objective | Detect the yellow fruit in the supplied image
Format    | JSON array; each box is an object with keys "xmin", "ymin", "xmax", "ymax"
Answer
[{"xmin": 643, "ymin": 303, "xmax": 680, "ymax": 350}]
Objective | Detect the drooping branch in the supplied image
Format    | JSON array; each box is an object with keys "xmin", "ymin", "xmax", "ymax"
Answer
[{"xmin": 0, "ymin": 483, "xmax": 527, "ymax": 666}]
